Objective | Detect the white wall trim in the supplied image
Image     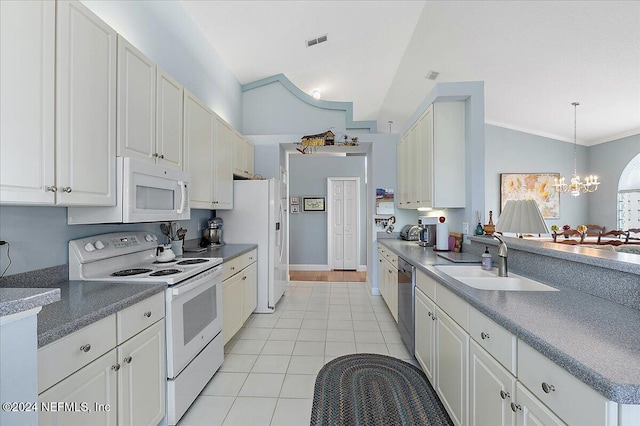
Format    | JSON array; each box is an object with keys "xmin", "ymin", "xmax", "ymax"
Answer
[
  {"xmin": 327, "ymin": 177, "xmax": 361, "ymax": 271},
  {"xmin": 288, "ymin": 264, "xmax": 331, "ymax": 271},
  {"xmin": 357, "ymin": 265, "xmax": 367, "ymax": 272}
]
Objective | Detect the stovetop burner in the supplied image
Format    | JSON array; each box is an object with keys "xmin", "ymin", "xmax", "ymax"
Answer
[
  {"xmin": 149, "ymin": 269, "xmax": 182, "ymax": 276},
  {"xmin": 176, "ymin": 259, "xmax": 209, "ymax": 265},
  {"xmin": 154, "ymin": 260, "xmax": 178, "ymax": 264},
  {"xmin": 111, "ymin": 268, "xmax": 153, "ymax": 277}
]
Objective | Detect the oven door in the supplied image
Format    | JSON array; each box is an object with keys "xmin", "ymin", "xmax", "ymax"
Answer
[
  {"xmin": 166, "ymin": 266, "xmax": 223, "ymax": 379},
  {"xmin": 123, "ymin": 157, "xmax": 190, "ymax": 223}
]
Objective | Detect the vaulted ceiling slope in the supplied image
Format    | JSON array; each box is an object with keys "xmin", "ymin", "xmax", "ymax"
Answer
[{"xmin": 181, "ymin": 1, "xmax": 640, "ymax": 145}]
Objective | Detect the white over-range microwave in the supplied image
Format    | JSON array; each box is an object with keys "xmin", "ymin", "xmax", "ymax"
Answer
[{"xmin": 68, "ymin": 157, "xmax": 190, "ymax": 224}]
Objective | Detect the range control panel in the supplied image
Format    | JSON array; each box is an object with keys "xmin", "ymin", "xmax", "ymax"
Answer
[{"xmin": 69, "ymin": 232, "xmax": 159, "ymax": 263}]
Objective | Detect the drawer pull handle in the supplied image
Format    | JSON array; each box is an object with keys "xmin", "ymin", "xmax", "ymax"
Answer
[
  {"xmin": 510, "ymin": 402, "xmax": 521, "ymax": 413},
  {"xmin": 481, "ymin": 332, "xmax": 490, "ymax": 340},
  {"xmin": 249, "ymin": 257, "xmax": 254, "ymax": 260},
  {"xmin": 499, "ymin": 390, "xmax": 510, "ymax": 400},
  {"xmin": 111, "ymin": 364, "xmax": 121, "ymax": 372},
  {"xmin": 144, "ymin": 311, "xmax": 152, "ymax": 318},
  {"xmin": 80, "ymin": 344, "xmax": 91, "ymax": 353},
  {"xmin": 124, "ymin": 356, "xmax": 133, "ymax": 364},
  {"xmin": 541, "ymin": 382, "xmax": 556, "ymax": 393}
]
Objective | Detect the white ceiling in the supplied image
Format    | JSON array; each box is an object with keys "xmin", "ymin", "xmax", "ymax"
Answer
[{"xmin": 181, "ymin": 1, "xmax": 640, "ymax": 146}]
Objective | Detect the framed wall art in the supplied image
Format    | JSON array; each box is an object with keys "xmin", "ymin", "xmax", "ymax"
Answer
[
  {"xmin": 302, "ymin": 196, "xmax": 326, "ymax": 212},
  {"xmin": 500, "ymin": 173, "xmax": 560, "ymax": 219}
]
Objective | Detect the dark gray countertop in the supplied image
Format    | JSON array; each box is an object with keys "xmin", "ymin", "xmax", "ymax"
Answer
[
  {"xmin": 182, "ymin": 242, "xmax": 257, "ymax": 263},
  {"xmin": 36, "ymin": 281, "xmax": 166, "ymax": 348},
  {"xmin": 0, "ymin": 288, "xmax": 61, "ymax": 317},
  {"xmin": 378, "ymin": 239, "xmax": 640, "ymax": 404}
]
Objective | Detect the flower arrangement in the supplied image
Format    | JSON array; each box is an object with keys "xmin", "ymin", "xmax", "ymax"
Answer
[
  {"xmin": 562, "ymin": 224, "xmax": 571, "ymax": 231},
  {"xmin": 577, "ymin": 224, "xmax": 587, "ymax": 234},
  {"xmin": 550, "ymin": 225, "xmax": 559, "ymax": 233}
]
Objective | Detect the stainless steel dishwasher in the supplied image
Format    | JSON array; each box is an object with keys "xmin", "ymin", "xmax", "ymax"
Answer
[{"xmin": 397, "ymin": 257, "xmax": 416, "ymax": 356}]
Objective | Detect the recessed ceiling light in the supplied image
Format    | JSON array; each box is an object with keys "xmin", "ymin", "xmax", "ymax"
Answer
[
  {"xmin": 426, "ymin": 71, "xmax": 440, "ymax": 80},
  {"xmin": 311, "ymin": 90, "xmax": 321, "ymax": 100}
]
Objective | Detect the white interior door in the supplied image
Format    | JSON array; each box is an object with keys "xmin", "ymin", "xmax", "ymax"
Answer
[{"xmin": 328, "ymin": 178, "xmax": 359, "ymax": 271}]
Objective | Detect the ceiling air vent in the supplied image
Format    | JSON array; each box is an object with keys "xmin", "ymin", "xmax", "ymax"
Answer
[
  {"xmin": 306, "ymin": 34, "xmax": 328, "ymax": 47},
  {"xmin": 426, "ymin": 71, "xmax": 440, "ymax": 80}
]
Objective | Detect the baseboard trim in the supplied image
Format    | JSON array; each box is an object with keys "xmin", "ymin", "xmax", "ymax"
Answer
[
  {"xmin": 288, "ymin": 264, "xmax": 331, "ymax": 271},
  {"xmin": 357, "ymin": 265, "xmax": 367, "ymax": 272}
]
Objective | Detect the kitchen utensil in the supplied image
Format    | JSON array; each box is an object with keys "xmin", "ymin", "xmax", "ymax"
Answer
[
  {"xmin": 160, "ymin": 223, "xmax": 170, "ymax": 237},
  {"xmin": 203, "ymin": 218, "xmax": 225, "ymax": 247},
  {"xmin": 171, "ymin": 222, "xmax": 178, "ymax": 241},
  {"xmin": 177, "ymin": 228, "xmax": 187, "ymax": 241},
  {"xmin": 156, "ymin": 244, "xmax": 176, "ymax": 262}
]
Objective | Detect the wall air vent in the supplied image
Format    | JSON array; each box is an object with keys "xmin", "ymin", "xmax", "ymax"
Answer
[
  {"xmin": 426, "ymin": 71, "xmax": 440, "ymax": 80},
  {"xmin": 306, "ymin": 34, "xmax": 328, "ymax": 47}
]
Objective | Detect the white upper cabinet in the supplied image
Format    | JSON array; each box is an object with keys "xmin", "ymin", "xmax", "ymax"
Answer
[
  {"xmin": 397, "ymin": 101, "xmax": 465, "ymax": 209},
  {"xmin": 1, "ymin": 1, "xmax": 56, "ymax": 205},
  {"xmin": 213, "ymin": 115, "xmax": 234, "ymax": 209},
  {"xmin": 233, "ymin": 131, "xmax": 254, "ymax": 179},
  {"xmin": 56, "ymin": 0, "xmax": 117, "ymax": 206},
  {"xmin": 117, "ymin": 37, "xmax": 184, "ymax": 170},
  {"xmin": 184, "ymin": 90, "xmax": 215, "ymax": 209},
  {"xmin": 117, "ymin": 36, "xmax": 156, "ymax": 163},
  {"xmin": 156, "ymin": 69, "xmax": 184, "ymax": 170}
]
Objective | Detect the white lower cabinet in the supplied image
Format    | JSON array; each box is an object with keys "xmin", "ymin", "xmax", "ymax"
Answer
[
  {"xmin": 415, "ymin": 287, "xmax": 436, "ymax": 385},
  {"xmin": 469, "ymin": 340, "xmax": 516, "ymax": 426},
  {"xmin": 222, "ymin": 251, "xmax": 258, "ymax": 344},
  {"xmin": 377, "ymin": 245, "xmax": 398, "ymax": 322},
  {"xmin": 38, "ymin": 294, "xmax": 165, "ymax": 426},
  {"xmin": 513, "ymin": 382, "xmax": 565, "ymax": 426}
]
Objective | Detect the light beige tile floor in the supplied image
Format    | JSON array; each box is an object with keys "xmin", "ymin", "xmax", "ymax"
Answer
[{"xmin": 177, "ymin": 280, "xmax": 415, "ymax": 426}]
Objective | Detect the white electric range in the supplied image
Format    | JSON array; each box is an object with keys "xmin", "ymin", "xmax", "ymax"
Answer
[{"xmin": 69, "ymin": 232, "xmax": 224, "ymax": 425}]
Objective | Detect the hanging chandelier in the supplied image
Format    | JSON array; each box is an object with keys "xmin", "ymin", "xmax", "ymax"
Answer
[{"xmin": 553, "ymin": 102, "xmax": 600, "ymax": 197}]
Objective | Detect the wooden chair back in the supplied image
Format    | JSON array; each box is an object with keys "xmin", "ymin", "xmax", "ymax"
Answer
[
  {"xmin": 597, "ymin": 230, "xmax": 629, "ymax": 244},
  {"xmin": 585, "ymin": 224, "xmax": 605, "ymax": 237},
  {"xmin": 627, "ymin": 228, "xmax": 640, "ymax": 243},
  {"xmin": 552, "ymin": 229, "xmax": 584, "ymax": 243}
]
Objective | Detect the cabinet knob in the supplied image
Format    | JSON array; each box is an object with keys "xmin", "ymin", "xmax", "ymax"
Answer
[
  {"xmin": 481, "ymin": 332, "xmax": 490, "ymax": 340},
  {"xmin": 61, "ymin": 187, "xmax": 72, "ymax": 193},
  {"xmin": 510, "ymin": 402, "xmax": 521, "ymax": 413},
  {"xmin": 79, "ymin": 344, "xmax": 91, "ymax": 353},
  {"xmin": 123, "ymin": 356, "xmax": 133, "ymax": 364},
  {"xmin": 388, "ymin": 269, "xmax": 392, "ymax": 273},
  {"xmin": 45, "ymin": 185, "xmax": 57, "ymax": 193},
  {"xmin": 231, "ymin": 266, "xmax": 235, "ymax": 270},
  {"xmin": 242, "ymin": 276, "xmax": 247, "ymax": 280},
  {"xmin": 111, "ymin": 364, "xmax": 121, "ymax": 371},
  {"xmin": 159, "ymin": 154, "xmax": 164, "ymax": 159},
  {"xmin": 144, "ymin": 311, "xmax": 152, "ymax": 318},
  {"xmin": 499, "ymin": 390, "xmax": 510, "ymax": 400},
  {"xmin": 541, "ymin": 382, "xmax": 556, "ymax": 393},
  {"xmin": 153, "ymin": 153, "xmax": 159, "ymax": 157},
  {"xmin": 431, "ymin": 314, "xmax": 437, "ymax": 321}
]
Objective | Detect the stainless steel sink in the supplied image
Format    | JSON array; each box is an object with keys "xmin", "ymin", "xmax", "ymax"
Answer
[{"xmin": 435, "ymin": 265, "xmax": 558, "ymax": 292}]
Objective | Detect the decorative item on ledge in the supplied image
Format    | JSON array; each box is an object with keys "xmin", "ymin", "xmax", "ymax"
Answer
[
  {"xmin": 484, "ymin": 210, "xmax": 496, "ymax": 235},
  {"xmin": 295, "ymin": 130, "xmax": 359, "ymax": 154}
]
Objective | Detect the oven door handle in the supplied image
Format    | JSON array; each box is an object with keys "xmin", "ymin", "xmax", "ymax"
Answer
[{"xmin": 171, "ymin": 266, "xmax": 223, "ymax": 296}]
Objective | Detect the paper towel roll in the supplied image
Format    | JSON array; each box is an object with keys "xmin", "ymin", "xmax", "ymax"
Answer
[{"xmin": 436, "ymin": 222, "xmax": 449, "ymax": 251}]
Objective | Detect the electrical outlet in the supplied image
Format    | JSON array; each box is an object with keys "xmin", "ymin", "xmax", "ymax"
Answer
[{"xmin": 462, "ymin": 222, "xmax": 469, "ymax": 235}]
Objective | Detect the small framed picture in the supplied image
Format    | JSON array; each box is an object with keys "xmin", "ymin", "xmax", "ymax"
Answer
[
  {"xmin": 290, "ymin": 205, "xmax": 299, "ymax": 214},
  {"xmin": 303, "ymin": 196, "xmax": 326, "ymax": 212},
  {"xmin": 290, "ymin": 196, "xmax": 299, "ymax": 205}
]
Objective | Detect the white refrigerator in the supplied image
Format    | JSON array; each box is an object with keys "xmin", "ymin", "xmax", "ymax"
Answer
[{"xmin": 218, "ymin": 179, "xmax": 288, "ymax": 313}]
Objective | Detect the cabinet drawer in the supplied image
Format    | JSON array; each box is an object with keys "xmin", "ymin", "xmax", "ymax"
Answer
[
  {"xmin": 241, "ymin": 249, "xmax": 257, "ymax": 269},
  {"xmin": 416, "ymin": 269, "xmax": 436, "ymax": 300},
  {"xmin": 222, "ymin": 256, "xmax": 242, "ymax": 281},
  {"xmin": 38, "ymin": 314, "xmax": 117, "ymax": 393},
  {"xmin": 518, "ymin": 342, "xmax": 616, "ymax": 426},
  {"xmin": 117, "ymin": 292, "xmax": 165, "ymax": 344},
  {"xmin": 435, "ymin": 282, "xmax": 469, "ymax": 332},
  {"xmin": 469, "ymin": 307, "xmax": 517, "ymax": 375}
]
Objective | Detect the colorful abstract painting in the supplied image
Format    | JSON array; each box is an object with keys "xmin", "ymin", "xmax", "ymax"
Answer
[{"xmin": 500, "ymin": 173, "xmax": 560, "ymax": 219}]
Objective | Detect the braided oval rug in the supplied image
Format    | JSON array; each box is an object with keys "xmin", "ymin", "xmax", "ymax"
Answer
[{"xmin": 310, "ymin": 354, "xmax": 453, "ymax": 426}]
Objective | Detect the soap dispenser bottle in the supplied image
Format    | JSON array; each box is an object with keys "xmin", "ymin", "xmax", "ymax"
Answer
[{"xmin": 482, "ymin": 247, "xmax": 492, "ymax": 270}]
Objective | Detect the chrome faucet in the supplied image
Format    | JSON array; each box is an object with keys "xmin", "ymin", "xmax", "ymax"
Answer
[{"xmin": 494, "ymin": 235, "xmax": 508, "ymax": 277}]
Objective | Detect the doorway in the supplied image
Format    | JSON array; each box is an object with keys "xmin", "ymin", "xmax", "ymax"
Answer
[{"xmin": 327, "ymin": 177, "xmax": 360, "ymax": 271}]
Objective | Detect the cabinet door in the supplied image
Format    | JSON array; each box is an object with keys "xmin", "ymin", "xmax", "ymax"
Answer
[
  {"xmin": 417, "ymin": 105, "xmax": 433, "ymax": 208},
  {"xmin": 245, "ymin": 137, "xmax": 254, "ymax": 177},
  {"xmin": 116, "ymin": 36, "xmax": 156, "ymax": 163},
  {"xmin": 0, "ymin": 0, "xmax": 55, "ymax": 205},
  {"xmin": 514, "ymin": 382, "xmax": 566, "ymax": 426},
  {"xmin": 156, "ymin": 69, "xmax": 184, "ymax": 170},
  {"xmin": 242, "ymin": 263, "xmax": 258, "ymax": 319},
  {"xmin": 39, "ymin": 349, "xmax": 118, "ymax": 426},
  {"xmin": 183, "ymin": 90, "xmax": 214, "ymax": 208},
  {"xmin": 389, "ymin": 267, "xmax": 398, "ymax": 322},
  {"xmin": 56, "ymin": 0, "xmax": 116, "ymax": 206},
  {"xmin": 469, "ymin": 340, "xmax": 516, "ymax": 426},
  {"xmin": 436, "ymin": 308, "xmax": 469, "ymax": 426},
  {"xmin": 415, "ymin": 288, "xmax": 436, "ymax": 385},
  {"xmin": 213, "ymin": 114, "xmax": 234, "ymax": 209},
  {"xmin": 233, "ymin": 130, "xmax": 246, "ymax": 177},
  {"xmin": 223, "ymin": 275, "xmax": 243, "ymax": 344},
  {"xmin": 396, "ymin": 135, "xmax": 407, "ymax": 208},
  {"xmin": 117, "ymin": 321, "xmax": 165, "ymax": 426}
]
